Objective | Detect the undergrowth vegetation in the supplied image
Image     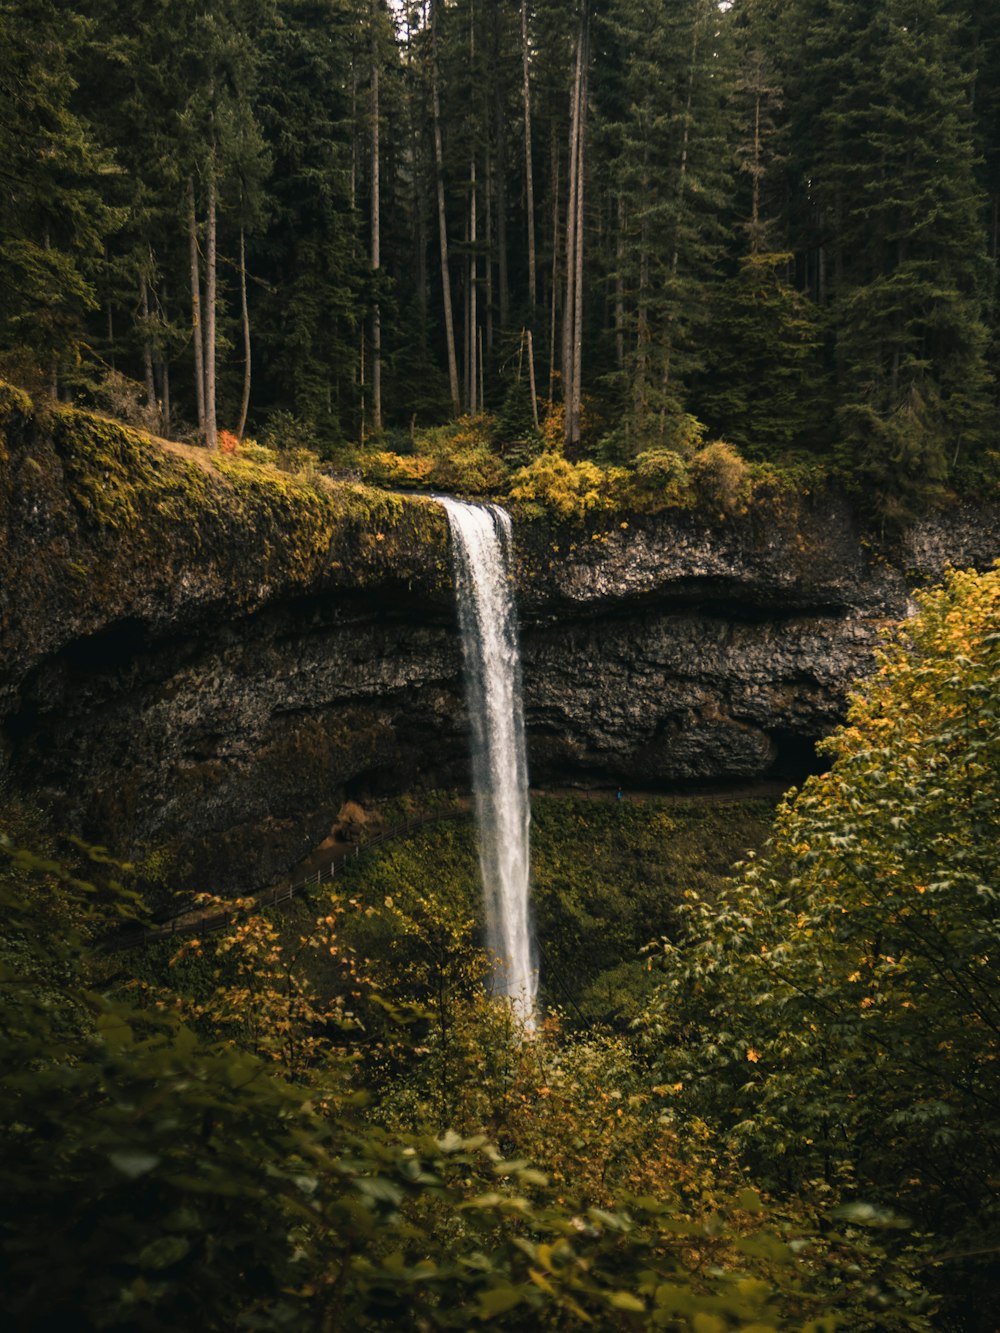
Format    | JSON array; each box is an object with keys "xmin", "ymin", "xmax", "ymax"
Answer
[
  {"xmin": 3, "ymin": 567, "xmax": 1000, "ymax": 1327},
  {"xmin": 327, "ymin": 411, "xmax": 792, "ymax": 523}
]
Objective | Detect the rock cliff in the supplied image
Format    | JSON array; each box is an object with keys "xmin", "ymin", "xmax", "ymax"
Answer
[{"xmin": 1, "ymin": 384, "xmax": 997, "ymax": 889}]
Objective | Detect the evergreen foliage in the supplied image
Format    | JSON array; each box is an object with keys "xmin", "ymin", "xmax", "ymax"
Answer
[{"xmin": 1, "ymin": 0, "xmax": 999, "ymax": 510}]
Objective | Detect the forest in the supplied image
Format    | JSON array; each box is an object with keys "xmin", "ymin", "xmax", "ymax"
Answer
[
  {"xmin": 4, "ymin": 0, "xmax": 1000, "ymax": 517},
  {"xmin": 3, "ymin": 561, "xmax": 1000, "ymax": 1329},
  {"xmin": 3, "ymin": 1, "xmax": 1000, "ymax": 1329}
]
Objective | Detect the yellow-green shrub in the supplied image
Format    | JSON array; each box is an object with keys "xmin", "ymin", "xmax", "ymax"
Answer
[
  {"xmin": 689, "ymin": 440, "xmax": 751, "ymax": 514},
  {"xmin": 508, "ymin": 452, "xmax": 624, "ymax": 521}
]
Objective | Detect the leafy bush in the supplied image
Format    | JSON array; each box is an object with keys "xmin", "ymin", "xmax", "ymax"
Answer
[
  {"xmin": 2, "ymin": 825, "xmax": 911, "ymax": 1330},
  {"xmin": 625, "ymin": 447, "xmax": 693, "ymax": 507},
  {"xmin": 95, "ymin": 368, "xmax": 159, "ymax": 433},
  {"xmin": 508, "ymin": 451, "xmax": 625, "ymax": 520},
  {"xmin": 689, "ymin": 440, "xmax": 752, "ymax": 515},
  {"xmin": 642, "ymin": 566, "xmax": 1000, "ymax": 1323},
  {"xmin": 238, "ymin": 440, "xmax": 278, "ymax": 467},
  {"xmin": 352, "ymin": 415, "xmax": 509, "ymax": 495}
]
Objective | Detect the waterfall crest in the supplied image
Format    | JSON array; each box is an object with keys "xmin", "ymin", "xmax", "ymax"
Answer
[{"xmin": 438, "ymin": 498, "xmax": 536, "ymax": 1025}]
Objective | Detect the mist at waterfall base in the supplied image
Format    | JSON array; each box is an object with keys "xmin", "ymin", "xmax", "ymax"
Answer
[{"xmin": 437, "ymin": 498, "xmax": 537, "ymax": 1028}]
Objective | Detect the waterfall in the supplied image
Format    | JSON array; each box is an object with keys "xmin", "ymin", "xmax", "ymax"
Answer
[{"xmin": 438, "ymin": 498, "xmax": 536, "ymax": 1026}]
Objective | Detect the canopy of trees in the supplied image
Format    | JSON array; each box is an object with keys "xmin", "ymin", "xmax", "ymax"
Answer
[{"xmin": 2, "ymin": 0, "xmax": 1000, "ymax": 513}]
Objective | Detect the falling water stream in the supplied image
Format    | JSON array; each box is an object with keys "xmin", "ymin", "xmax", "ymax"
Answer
[{"xmin": 437, "ymin": 498, "xmax": 536, "ymax": 1027}]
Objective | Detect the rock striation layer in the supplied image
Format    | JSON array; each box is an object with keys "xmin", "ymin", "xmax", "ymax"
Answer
[{"xmin": 1, "ymin": 384, "xmax": 997, "ymax": 889}]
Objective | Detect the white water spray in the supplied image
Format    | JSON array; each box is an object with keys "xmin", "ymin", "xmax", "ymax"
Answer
[{"xmin": 438, "ymin": 498, "xmax": 536, "ymax": 1026}]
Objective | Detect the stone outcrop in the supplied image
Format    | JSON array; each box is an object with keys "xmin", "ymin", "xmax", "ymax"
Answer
[{"xmin": 2, "ymin": 384, "xmax": 997, "ymax": 889}]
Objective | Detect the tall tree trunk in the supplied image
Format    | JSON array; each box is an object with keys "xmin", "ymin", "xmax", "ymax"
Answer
[
  {"xmin": 431, "ymin": 0, "xmax": 461, "ymax": 413},
  {"xmin": 188, "ymin": 178, "xmax": 206, "ymax": 435},
  {"xmin": 485, "ymin": 123, "xmax": 495, "ymax": 354},
  {"xmin": 527, "ymin": 327, "xmax": 539, "ymax": 430},
  {"xmin": 406, "ymin": 13, "xmax": 429, "ymax": 345},
  {"xmin": 615, "ymin": 194, "xmax": 625, "ymax": 371},
  {"xmin": 140, "ymin": 271, "xmax": 156, "ymax": 418},
  {"xmin": 160, "ymin": 283, "xmax": 171, "ymax": 437},
  {"xmin": 204, "ymin": 153, "xmax": 218, "ymax": 450},
  {"xmin": 350, "ymin": 62, "xmax": 358, "ymax": 211},
  {"xmin": 469, "ymin": 1, "xmax": 478, "ymax": 415},
  {"xmin": 493, "ymin": 83, "xmax": 509, "ymax": 329},
  {"xmin": 105, "ymin": 245, "xmax": 116, "ymax": 371},
  {"xmin": 464, "ymin": 203, "xmax": 472, "ymax": 408},
  {"xmin": 478, "ymin": 325, "xmax": 485, "ymax": 413},
  {"xmin": 238, "ymin": 226, "xmax": 251, "ymax": 440},
  {"xmin": 470, "ymin": 159, "xmax": 478, "ymax": 414},
  {"xmin": 520, "ymin": 0, "xmax": 537, "ymax": 312},
  {"xmin": 565, "ymin": 16, "xmax": 586, "ymax": 431},
  {"xmin": 371, "ymin": 0, "xmax": 382, "ymax": 435},
  {"xmin": 750, "ymin": 88, "xmax": 762, "ymax": 253},
  {"xmin": 636, "ymin": 189, "xmax": 650, "ymax": 416},
  {"xmin": 569, "ymin": 12, "xmax": 588, "ymax": 450},
  {"xmin": 564, "ymin": 3, "xmax": 588, "ymax": 449},
  {"xmin": 548, "ymin": 124, "xmax": 560, "ymax": 412},
  {"xmin": 671, "ymin": 9, "xmax": 700, "ymax": 280},
  {"xmin": 359, "ymin": 324, "xmax": 366, "ymax": 444}
]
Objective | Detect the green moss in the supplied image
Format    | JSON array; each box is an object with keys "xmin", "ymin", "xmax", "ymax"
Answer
[
  {"xmin": 54, "ymin": 409, "xmax": 213, "ymax": 533},
  {"xmin": 332, "ymin": 791, "xmax": 777, "ymax": 1024},
  {"xmin": 0, "ymin": 383, "xmax": 450, "ymax": 609}
]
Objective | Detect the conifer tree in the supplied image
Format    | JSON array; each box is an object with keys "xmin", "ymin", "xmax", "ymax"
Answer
[
  {"xmin": 0, "ymin": 2, "xmax": 118, "ymax": 386},
  {"xmin": 784, "ymin": 0, "xmax": 992, "ymax": 506},
  {"xmin": 599, "ymin": 0, "xmax": 737, "ymax": 451}
]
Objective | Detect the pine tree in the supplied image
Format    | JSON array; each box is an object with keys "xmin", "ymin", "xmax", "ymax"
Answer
[
  {"xmin": 695, "ymin": 12, "xmax": 828, "ymax": 454},
  {"xmin": 252, "ymin": 0, "xmax": 364, "ymax": 444},
  {"xmin": 598, "ymin": 0, "xmax": 738, "ymax": 452},
  {"xmin": 0, "ymin": 2, "xmax": 118, "ymax": 385},
  {"xmin": 785, "ymin": 0, "xmax": 993, "ymax": 507}
]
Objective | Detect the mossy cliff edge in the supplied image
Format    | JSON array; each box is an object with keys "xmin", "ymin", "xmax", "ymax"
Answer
[
  {"xmin": 2, "ymin": 380, "xmax": 998, "ymax": 892},
  {"xmin": 0, "ymin": 382, "xmax": 451, "ymax": 703}
]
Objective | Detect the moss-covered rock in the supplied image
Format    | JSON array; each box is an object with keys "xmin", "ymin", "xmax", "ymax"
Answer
[
  {"xmin": 2, "ymin": 380, "xmax": 998, "ymax": 895},
  {"xmin": 0, "ymin": 383, "xmax": 451, "ymax": 700}
]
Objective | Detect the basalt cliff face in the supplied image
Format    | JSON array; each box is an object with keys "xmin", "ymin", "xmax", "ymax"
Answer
[{"xmin": 1, "ymin": 384, "xmax": 997, "ymax": 890}]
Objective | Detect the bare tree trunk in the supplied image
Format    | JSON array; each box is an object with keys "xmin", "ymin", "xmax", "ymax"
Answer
[
  {"xmin": 188, "ymin": 178, "xmax": 206, "ymax": 435},
  {"xmin": 359, "ymin": 324, "xmax": 366, "ymax": 444},
  {"xmin": 431, "ymin": 0, "xmax": 461, "ymax": 413},
  {"xmin": 105, "ymin": 245, "xmax": 116, "ymax": 370},
  {"xmin": 564, "ymin": 3, "xmax": 588, "ymax": 449},
  {"xmin": 160, "ymin": 283, "xmax": 171, "ymax": 436},
  {"xmin": 485, "ymin": 123, "xmax": 495, "ymax": 355},
  {"xmin": 615, "ymin": 194, "xmax": 625, "ymax": 371},
  {"xmin": 238, "ymin": 227, "xmax": 251, "ymax": 440},
  {"xmin": 636, "ymin": 181, "xmax": 650, "ymax": 417},
  {"xmin": 569, "ymin": 14, "xmax": 588, "ymax": 450},
  {"xmin": 140, "ymin": 272, "xmax": 156, "ymax": 417},
  {"xmin": 204, "ymin": 153, "xmax": 218, "ymax": 449},
  {"xmin": 493, "ymin": 87, "xmax": 509, "ymax": 330},
  {"xmin": 565, "ymin": 18, "xmax": 586, "ymax": 434},
  {"xmin": 478, "ymin": 325, "xmax": 485, "ymax": 414},
  {"xmin": 406, "ymin": 13, "xmax": 429, "ymax": 341},
  {"xmin": 464, "ymin": 203, "xmax": 471, "ymax": 408},
  {"xmin": 469, "ymin": 6, "xmax": 478, "ymax": 415},
  {"xmin": 470, "ymin": 163, "xmax": 478, "ymax": 414},
  {"xmin": 521, "ymin": 0, "xmax": 537, "ymax": 311},
  {"xmin": 527, "ymin": 327, "xmax": 539, "ymax": 430},
  {"xmin": 371, "ymin": 0, "xmax": 382, "ymax": 435},
  {"xmin": 548, "ymin": 124, "xmax": 560, "ymax": 413},
  {"xmin": 350, "ymin": 62, "xmax": 358, "ymax": 210},
  {"xmin": 671, "ymin": 10, "xmax": 700, "ymax": 280}
]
